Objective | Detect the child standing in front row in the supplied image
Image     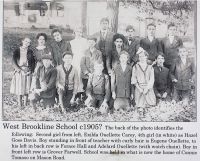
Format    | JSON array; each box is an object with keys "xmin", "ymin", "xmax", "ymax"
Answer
[
  {"xmin": 170, "ymin": 46, "xmax": 195, "ymax": 104},
  {"xmin": 131, "ymin": 47, "xmax": 156, "ymax": 117},
  {"xmin": 56, "ymin": 52, "xmax": 79, "ymax": 113},
  {"xmin": 154, "ymin": 52, "xmax": 171, "ymax": 102},
  {"xmin": 85, "ymin": 61, "xmax": 110, "ymax": 114},
  {"xmin": 10, "ymin": 37, "xmax": 36, "ymax": 107},
  {"xmin": 111, "ymin": 51, "xmax": 133, "ymax": 111}
]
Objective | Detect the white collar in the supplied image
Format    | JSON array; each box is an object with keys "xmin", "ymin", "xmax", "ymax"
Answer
[
  {"xmin": 168, "ymin": 36, "xmax": 175, "ymax": 43},
  {"xmin": 148, "ymin": 36, "xmax": 154, "ymax": 42},
  {"xmin": 121, "ymin": 64, "xmax": 126, "ymax": 71}
]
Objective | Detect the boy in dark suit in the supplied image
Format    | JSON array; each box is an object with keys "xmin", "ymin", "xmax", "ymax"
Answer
[
  {"xmin": 30, "ymin": 55, "xmax": 57, "ymax": 111},
  {"xmin": 160, "ymin": 23, "xmax": 183, "ymax": 69},
  {"xmin": 124, "ymin": 25, "xmax": 140, "ymax": 66},
  {"xmin": 154, "ymin": 52, "xmax": 171, "ymax": 102},
  {"xmin": 170, "ymin": 46, "xmax": 195, "ymax": 104},
  {"xmin": 140, "ymin": 23, "xmax": 162, "ymax": 65},
  {"xmin": 85, "ymin": 61, "xmax": 110, "ymax": 114},
  {"xmin": 111, "ymin": 51, "xmax": 134, "ymax": 111},
  {"xmin": 92, "ymin": 18, "xmax": 114, "ymax": 74}
]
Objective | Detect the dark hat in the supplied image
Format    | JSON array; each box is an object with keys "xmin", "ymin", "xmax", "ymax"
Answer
[
  {"xmin": 87, "ymin": 35, "xmax": 97, "ymax": 42},
  {"xmin": 113, "ymin": 33, "xmax": 125, "ymax": 42},
  {"xmin": 41, "ymin": 54, "xmax": 52, "ymax": 60}
]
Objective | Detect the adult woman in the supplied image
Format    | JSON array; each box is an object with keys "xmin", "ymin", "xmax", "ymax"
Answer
[
  {"xmin": 131, "ymin": 47, "xmax": 156, "ymax": 116},
  {"xmin": 107, "ymin": 33, "xmax": 126, "ymax": 74},
  {"xmin": 10, "ymin": 37, "xmax": 36, "ymax": 107}
]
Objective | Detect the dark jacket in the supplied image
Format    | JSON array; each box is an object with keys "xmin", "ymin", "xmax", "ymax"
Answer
[
  {"xmin": 124, "ymin": 36, "xmax": 140, "ymax": 66},
  {"xmin": 80, "ymin": 48, "xmax": 102, "ymax": 79},
  {"xmin": 154, "ymin": 65, "xmax": 171, "ymax": 95},
  {"xmin": 50, "ymin": 40, "xmax": 72, "ymax": 66},
  {"xmin": 92, "ymin": 31, "xmax": 114, "ymax": 73},
  {"xmin": 170, "ymin": 57, "xmax": 195, "ymax": 90},
  {"xmin": 92, "ymin": 31, "xmax": 114, "ymax": 57},
  {"xmin": 160, "ymin": 36, "xmax": 183, "ymax": 67},
  {"xmin": 111, "ymin": 63, "xmax": 133, "ymax": 98},
  {"xmin": 140, "ymin": 38, "xmax": 162, "ymax": 61},
  {"xmin": 87, "ymin": 73, "xmax": 110, "ymax": 102},
  {"xmin": 107, "ymin": 49, "xmax": 127, "ymax": 72},
  {"xmin": 12, "ymin": 47, "xmax": 36, "ymax": 73},
  {"xmin": 35, "ymin": 65, "xmax": 57, "ymax": 98}
]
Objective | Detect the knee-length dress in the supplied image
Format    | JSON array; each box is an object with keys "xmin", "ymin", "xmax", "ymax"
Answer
[
  {"xmin": 10, "ymin": 47, "xmax": 36, "ymax": 95},
  {"xmin": 131, "ymin": 63, "xmax": 156, "ymax": 108}
]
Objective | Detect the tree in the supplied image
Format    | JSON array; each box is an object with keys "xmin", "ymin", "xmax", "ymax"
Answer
[
  {"xmin": 120, "ymin": 0, "xmax": 194, "ymax": 20},
  {"xmin": 81, "ymin": 1, "xmax": 87, "ymax": 35},
  {"xmin": 107, "ymin": 0, "xmax": 120, "ymax": 33}
]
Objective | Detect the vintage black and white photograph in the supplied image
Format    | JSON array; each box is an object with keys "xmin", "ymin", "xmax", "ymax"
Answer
[{"xmin": 2, "ymin": 0, "xmax": 197, "ymax": 121}]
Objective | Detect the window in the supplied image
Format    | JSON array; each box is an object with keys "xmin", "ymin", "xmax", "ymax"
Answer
[{"xmin": 56, "ymin": 3, "xmax": 64, "ymax": 17}]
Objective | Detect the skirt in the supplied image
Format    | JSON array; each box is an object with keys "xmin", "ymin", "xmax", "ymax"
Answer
[
  {"xmin": 135, "ymin": 84, "xmax": 156, "ymax": 108},
  {"xmin": 10, "ymin": 70, "xmax": 32, "ymax": 95}
]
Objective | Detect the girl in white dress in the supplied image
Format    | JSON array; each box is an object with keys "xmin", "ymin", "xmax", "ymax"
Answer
[
  {"xmin": 10, "ymin": 37, "xmax": 36, "ymax": 107},
  {"xmin": 70, "ymin": 27, "xmax": 88, "ymax": 97}
]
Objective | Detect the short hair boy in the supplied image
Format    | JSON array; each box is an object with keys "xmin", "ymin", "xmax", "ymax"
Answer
[
  {"xmin": 111, "ymin": 51, "xmax": 133, "ymax": 111},
  {"xmin": 140, "ymin": 23, "xmax": 162, "ymax": 65},
  {"xmin": 154, "ymin": 52, "xmax": 171, "ymax": 102},
  {"xmin": 85, "ymin": 61, "xmax": 110, "ymax": 114},
  {"xmin": 80, "ymin": 36, "xmax": 102, "ymax": 92},
  {"xmin": 170, "ymin": 46, "xmax": 195, "ymax": 104},
  {"xmin": 56, "ymin": 52, "xmax": 79, "ymax": 113},
  {"xmin": 125, "ymin": 25, "xmax": 140, "ymax": 66}
]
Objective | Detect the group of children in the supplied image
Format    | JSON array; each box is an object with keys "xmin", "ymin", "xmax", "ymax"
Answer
[{"xmin": 9, "ymin": 19, "xmax": 195, "ymax": 116}]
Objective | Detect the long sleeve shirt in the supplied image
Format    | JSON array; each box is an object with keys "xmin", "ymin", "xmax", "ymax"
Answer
[
  {"xmin": 56, "ymin": 65, "xmax": 79, "ymax": 95},
  {"xmin": 154, "ymin": 65, "xmax": 171, "ymax": 95},
  {"xmin": 87, "ymin": 73, "xmax": 110, "ymax": 102},
  {"xmin": 140, "ymin": 38, "xmax": 162, "ymax": 61}
]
